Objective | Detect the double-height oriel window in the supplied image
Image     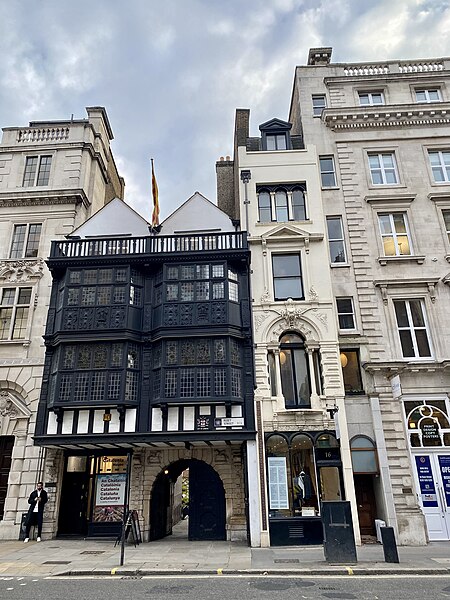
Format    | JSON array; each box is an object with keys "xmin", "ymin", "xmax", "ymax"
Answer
[
  {"xmin": 152, "ymin": 337, "xmax": 243, "ymax": 402},
  {"xmin": 48, "ymin": 342, "xmax": 140, "ymax": 407},
  {"xmin": 64, "ymin": 267, "xmax": 142, "ymax": 308},
  {"xmin": 155, "ymin": 262, "xmax": 239, "ymax": 305},
  {"xmin": 257, "ymin": 184, "xmax": 307, "ymax": 223}
]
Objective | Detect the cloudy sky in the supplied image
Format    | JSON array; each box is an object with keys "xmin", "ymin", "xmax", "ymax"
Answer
[{"xmin": 1, "ymin": 0, "xmax": 450, "ymax": 220}]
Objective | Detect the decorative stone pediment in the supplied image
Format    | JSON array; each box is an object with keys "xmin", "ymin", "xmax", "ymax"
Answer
[
  {"xmin": 259, "ymin": 224, "xmax": 323, "ymax": 252},
  {"xmin": 0, "ymin": 258, "xmax": 45, "ymax": 282},
  {"xmin": 0, "ymin": 390, "xmax": 31, "ymax": 436}
]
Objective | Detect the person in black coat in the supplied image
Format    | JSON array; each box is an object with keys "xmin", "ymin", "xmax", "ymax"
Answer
[{"xmin": 24, "ymin": 482, "xmax": 48, "ymax": 542}]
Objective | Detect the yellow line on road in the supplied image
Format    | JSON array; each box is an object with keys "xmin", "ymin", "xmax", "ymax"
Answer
[
  {"xmin": 111, "ymin": 567, "xmax": 118, "ymax": 575},
  {"xmin": 345, "ymin": 567, "xmax": 354, "ymax": 575}
]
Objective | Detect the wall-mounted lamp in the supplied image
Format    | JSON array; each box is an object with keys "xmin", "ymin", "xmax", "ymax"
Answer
[{"xmin": 340, "ymin": 352, "xmax": 348, "ymax": 368}]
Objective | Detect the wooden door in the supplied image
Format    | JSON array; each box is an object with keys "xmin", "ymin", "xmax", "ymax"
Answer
[
  {"xmin": 189, "ymin": 460, "xmax": 225, "ymax": 541},
  {"xmin": 0, "ymin": 436, "xmax": 14, "ymax": 520},
  {"xmin": 354, "ymin": 474, "xmax": 376, "ymax": 536}
]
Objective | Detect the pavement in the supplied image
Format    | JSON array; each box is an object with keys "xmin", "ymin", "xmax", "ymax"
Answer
[{"xmin": 0, "ymin": 519, "xmax": 449, "ymax": 578}]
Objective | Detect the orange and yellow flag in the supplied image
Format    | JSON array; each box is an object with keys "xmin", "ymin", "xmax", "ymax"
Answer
[{"xmin": 151, "ymin": 158, "xmax": 159, "ymax": 229}]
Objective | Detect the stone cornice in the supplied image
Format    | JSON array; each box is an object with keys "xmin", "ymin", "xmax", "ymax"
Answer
[
  {"xmin": 363, "ymin": 360, "xmax": 450, "ymax": 374},
  {"xmin": 323, "ymin": 102, "xmax": 450, "ymax": 130},
  {"xmin": 0, "ymin": 188, "xmax": 90, "ymax": 208}
]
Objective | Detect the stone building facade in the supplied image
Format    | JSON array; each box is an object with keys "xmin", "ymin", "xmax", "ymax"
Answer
[
  {"xmin": 217, "ymin": 114, "xmax": 360, "ymax": 546},
  {"xmin": 286, "ymin": 48, "xmax": 450, "ymax": 544},
  {"xmin": 0, "ymin": 107, "xmax": 124, "ymax": 539}
]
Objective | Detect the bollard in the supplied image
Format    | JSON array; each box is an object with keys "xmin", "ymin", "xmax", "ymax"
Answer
[{"xmin": 380, "ymin": 526, "xmax": 399, "ymax": 563}]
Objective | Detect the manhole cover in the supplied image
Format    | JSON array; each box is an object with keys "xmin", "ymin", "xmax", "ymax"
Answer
[
  {"xmin": 250, "ymin": 581, "xmax": 293, "ymax": 591},
  {"xmin": 43, "ymin": 561, "xmax": 71, "ymax": 565},
  {"xmin": 80, "ymin": 551, "xmax": 106, "ymax": 555},
  {"xmin": 274, "ymin": 558, "xmax": 300, "ymax": 564}
]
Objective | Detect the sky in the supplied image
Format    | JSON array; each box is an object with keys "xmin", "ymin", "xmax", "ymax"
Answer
[{"xmin": 1, "ymin": 0, "xmax": 450, "ymax": 221}]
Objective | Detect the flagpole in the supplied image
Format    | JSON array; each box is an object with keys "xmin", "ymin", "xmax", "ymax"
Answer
[{"xmin": 150, "ymin": 158, "xmax": 161, "ymax": 234}]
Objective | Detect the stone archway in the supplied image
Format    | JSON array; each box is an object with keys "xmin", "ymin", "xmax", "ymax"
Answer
[{"xmin": 149, "ymin": 458, "xmax": 226, "ymax": 542}]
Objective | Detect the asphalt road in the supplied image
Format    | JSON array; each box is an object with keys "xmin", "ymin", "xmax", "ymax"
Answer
[{"xmin": 2, "ymin": 575, "xmax": 450, "ymax": 599}]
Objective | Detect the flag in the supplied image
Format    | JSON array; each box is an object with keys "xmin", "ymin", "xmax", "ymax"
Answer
[{"xmin": 151, "ymin": 158, "xmax": 159, "ymax": 229}]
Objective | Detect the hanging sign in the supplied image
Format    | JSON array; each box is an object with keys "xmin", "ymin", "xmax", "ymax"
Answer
[
  {"xmin": 415, "ymin": 455, "xmax": 438, "ymax": 507},
  {"xmin": 390, "ymin": 374, "xmax": 402, "ymax": 399},
  {"xmin": 268, "ymin": 457, "xmax": 289, "ymax": 510},
  {"xmin": 438, "ymin": 455, "xmax": 450, "ymax": 508}
]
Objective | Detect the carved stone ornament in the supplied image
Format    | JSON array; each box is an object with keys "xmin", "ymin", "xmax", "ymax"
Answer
[
  {"xmin": 0, "ymin": 258, "xmax": 44, "ymax": 283},
  {"xmin": 254, "ymin": 310, "xmax": 271, "ymax": 332},
  {"xmin": 309, "ymin": 286, "xmax": 319, "ymax": 302},
  {"xmin": 279, "ymin": 299, "xmax": 304, "ymax": 329},
  {"xmin": 0, "ymin": 391, "xmax": 18, "ymax": 418},
  {"xmin": 260, "ymin": 288, "xmax": 271, "ymax": 304}
]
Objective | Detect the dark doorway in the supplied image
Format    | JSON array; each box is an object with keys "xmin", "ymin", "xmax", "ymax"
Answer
[
  {"xmin": 58, "ymin": 457, "xmax": 89, "ymax": 536},
  {"xmin": 354, "ymin": 474, "xmax": 377, "ymax": 536},
  {"xmin": 150, "ymin": 459, "xmax": 226, "ymax": 542},
  {"xmin": 0, "ymin": 436, "xmax": 14, "ymax": 520}
]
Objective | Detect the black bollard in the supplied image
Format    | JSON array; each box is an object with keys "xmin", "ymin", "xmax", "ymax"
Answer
[{"xmin": 380, "ymin": 526, "xmax": 399, "ymax": 563}]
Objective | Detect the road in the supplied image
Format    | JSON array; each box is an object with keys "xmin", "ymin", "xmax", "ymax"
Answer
[{"xmin": 2, "ymin": 575, "xmax": 450, "ymax": 599}]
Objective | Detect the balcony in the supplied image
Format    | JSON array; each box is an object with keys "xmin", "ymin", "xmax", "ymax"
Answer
[{"xmin": 49, "ymin": 232, "xmax": 248, "ymax": 263}]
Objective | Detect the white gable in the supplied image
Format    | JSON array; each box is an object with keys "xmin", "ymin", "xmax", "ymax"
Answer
[
  {"xmin": 161, "ymin": 192, "xmax": 235, "ymax": 235},
  {"xmin": 69, "ymin": 198, "xmax": 150, "ymax": 238}
]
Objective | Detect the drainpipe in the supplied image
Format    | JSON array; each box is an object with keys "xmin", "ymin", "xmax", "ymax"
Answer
[{"xmin": 240, "ymin": 170, "xmax": 251, "ymax": 236}]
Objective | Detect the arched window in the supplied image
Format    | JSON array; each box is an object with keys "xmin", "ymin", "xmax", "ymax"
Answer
[
  {"xmin": 350, "ymin": 436, "xmax": 379, "ymax": 474},
  {"xmin": 257, "ymin": 190, "xmax": 271, "ymax": 223},
  {"xmin": 275, "ymin": 189, "xmax": 289, "ymax": 222},
  {"xmin": 279, "ymin": 333, "xmax": 311, "ymax": 408},
  {"xmin": 291, "ymin": 188, "xmax": 306, "ymax": 220}
]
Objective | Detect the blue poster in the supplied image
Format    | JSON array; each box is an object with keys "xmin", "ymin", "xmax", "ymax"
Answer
[
  {"xmin": 415, "ymin": 455, "xmax": 438, "ymax": 507},
  {"xmin": 438, "ymin": 455, "xmax": 450, "ymax": 508}
]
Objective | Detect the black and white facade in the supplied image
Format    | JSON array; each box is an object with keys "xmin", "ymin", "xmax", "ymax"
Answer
[{"xmin": 34, "ymin": 194, "xmax": 258, "ymax": 543}]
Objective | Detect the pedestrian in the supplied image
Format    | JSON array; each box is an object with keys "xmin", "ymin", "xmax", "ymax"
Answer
[{"xmin": 24, "ymin": 482, "xmax": 48, "ymax": 542}]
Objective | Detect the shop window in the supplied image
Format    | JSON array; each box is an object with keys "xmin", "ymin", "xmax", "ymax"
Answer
[
  {"xmin": 350, "ymin": 436, "xmax": 379, "ymax": 474},
  {"xmin": 279, "ymin": 333, "xmax": 310, "ymax": 408},
  {"xmin": 291, "ymin": 434, "xmax": 319, "ymax": 516},
  {"xmin": 404, "ymin": 400, "xmax": 450, "ymax": 447},
  {"xmin": 340, "ymin": 349, "xmax": 364, "ymax": 394}
]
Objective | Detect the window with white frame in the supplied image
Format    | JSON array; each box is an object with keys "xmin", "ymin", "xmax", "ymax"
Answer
[
  {"xmin": 22, "ymin": 155, "xmax": 52, "ymax": 187},
  {"xmin": 393, "ymin": 299, "xmax": 432, "ymax": 358},
  {"xmin": 358, "ymin": 91, "xmax": 384, "ymax": 106},
  {"xmin": 443, "ymin": 210, "xmax": 450, "ymax": 243},
  {"xmin": 319, "ymin": 156, "xmax": 337, "ymax": 187},
  {"xmin": 0, "ymin": 287, "xmax": 32, "ymax": 340},
  {"xmin": 378, "ymin": 213, "xmax": 412, "ymax": 256},
  {"xmin": 9, "ymin": 224, "xmax": 42, "ymax": 258},
  {"xmin": 415, "ymin": 89, "xmax": 441, "ymax": 103},
  {"xmin": 368, "ymin": 153, "xmax": 398, "ymax": 185},
  {"xmin": 336, "ymin": 297, "xmax": 355, "ymax": 330},
  {"xmin": 326, "ymin": 216, "xmax": 347, "ymax": 264},
  {"xmin": 312, "ymin": 95, "xmax": 326, "ymax": 116},
  {"xmin": 257, "ymin": 184, "xmax": 306, "ymax": 223},
  {"xmin": 272, "ymin": 254, "xmax": 303, "ymax": 301},
  {"xmin": 428, "ymin": 151, "xmax": 450, "ymax": 183},
  {"xmin": 266, "ymin": 134, "xmax": 287, "ymax": 150}
]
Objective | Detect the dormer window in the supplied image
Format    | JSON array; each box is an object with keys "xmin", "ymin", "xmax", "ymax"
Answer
[
  {"xmin": 266, "ymin": 134, "xmax": 287, "ymax": 151},
  {"xmin": 259, "ymin": 118, "xmax": 292, "ymax": 151}
]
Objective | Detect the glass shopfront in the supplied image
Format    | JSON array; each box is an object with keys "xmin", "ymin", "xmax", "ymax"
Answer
[
  {"xmin": 58, "ymin": 453, "xmax": 129, "ymax": 537},
  {"xmin": 265, "ymin": 431, "xmax": 343, "ymax": 545}
]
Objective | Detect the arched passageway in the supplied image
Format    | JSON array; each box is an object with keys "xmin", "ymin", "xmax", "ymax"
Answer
[{"xmin": 150, "ymin": 458, "xmax": 226, "ymax": 541}]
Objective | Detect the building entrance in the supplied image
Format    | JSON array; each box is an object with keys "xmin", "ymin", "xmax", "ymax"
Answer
[
  {"xmin": 0, "ymin": 436, "xmax": 14, "ymax": 520},
  {"xmin": 58, "ymin": 454, "xmax": 128, "ymax": 537},
  {"xmin": 150, "ymin": 459, "xmax": 226, "ymax": 542},
  {"xmin": 413, "ymin": 453, "xmax": 450, "ymax": 541}
]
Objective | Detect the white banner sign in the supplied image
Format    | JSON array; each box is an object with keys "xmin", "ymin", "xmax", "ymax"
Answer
[
  {"xmin": 95, "ymin": 473, "xmax": 126, "ymax": 506},
  {"xmin": 268, "ymin": 456, "xmax": 289, "ymax": 510}
]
